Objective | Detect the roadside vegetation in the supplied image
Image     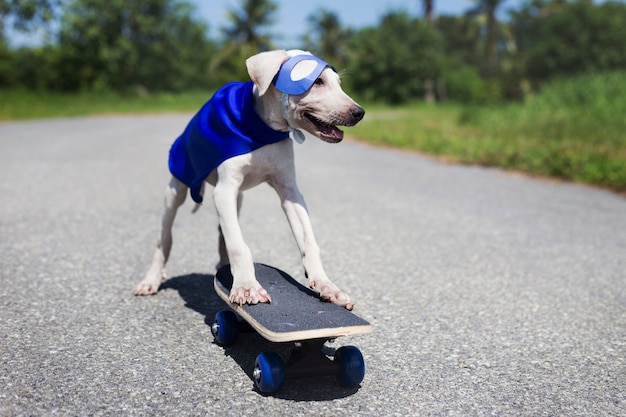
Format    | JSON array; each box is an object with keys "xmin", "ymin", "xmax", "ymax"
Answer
[
  {"xmin": 351, "ymin": 71, "xmax": 626, "ymax": 192},
  {"xmin": 0, "ymin": 89, "xmax": 213, "ymax": 120}
]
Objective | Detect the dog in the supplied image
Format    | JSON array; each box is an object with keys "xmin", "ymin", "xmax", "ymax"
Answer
[{"xmin": 133, "ymin": 49, "xmax": 365, "ymax": 310}]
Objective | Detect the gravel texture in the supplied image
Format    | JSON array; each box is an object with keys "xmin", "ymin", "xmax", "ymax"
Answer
[{"xmin": 1, "ymin": 115, "xmax": 625, "ymax": 416}]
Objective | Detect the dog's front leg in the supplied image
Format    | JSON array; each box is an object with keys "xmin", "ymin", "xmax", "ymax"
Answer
[
  {"xmin": 134, "ymin": 176, "xmax": 187, "ymax": 295},
  {"xmin": 213, "ymin": 168, "xmax": 271, "ymax": 305},
  {"xmin": 276, "ymin": 183, "xmax": 354, "ymax": 310},
  {"xmin": 216, "ymin": 192, "xmax": 243, "ymax": 269}
]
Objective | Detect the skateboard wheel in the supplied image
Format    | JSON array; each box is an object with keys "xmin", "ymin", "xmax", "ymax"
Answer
[
  {"xmin": 212, "ymin": 310, "xmax": 238, "ymax": 346},
  {"xmin": 253, "ymin": 352, "xmax": 285, "ymax": 393},
  {"xmin": 334, "ymin": 346, "xmax": 365, "ymax": 387}
]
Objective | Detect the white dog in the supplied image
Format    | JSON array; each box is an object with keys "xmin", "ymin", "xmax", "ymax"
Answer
[{"xmin": 134, "ymin": 50, "xmax": 364, "ymax": 310}]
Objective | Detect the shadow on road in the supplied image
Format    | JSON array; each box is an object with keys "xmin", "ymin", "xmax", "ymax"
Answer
[
  {"xmin": 159, "ymin": 273, "xmax": 221, "ymax": 318},
  {"xmin": 160, "ymin": 273, "xmax": 360, "ymax": 401}
]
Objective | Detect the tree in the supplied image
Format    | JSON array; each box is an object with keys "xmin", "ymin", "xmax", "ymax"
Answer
[
  {"xmin": 0, "ymin": 0, "xmax": 61, "ymax": 88},
  {"xmin": 466, "ymin": 0, "xmax": 505, "ymax": 77},
  {"xmin": 422, "ymin": 0, "xmax": 434, "ymax": 22},
  {"xmin": 508, "ymin": 0, "xmax": 568, "ymax": 53},
  {"xmin": 517, "ymin": 0, "xmax": 626, "ymax": 81},
  {"xmin": 302, "ymin": 9, "xmax": 351, "ymax": 70},
  {"xmin": 436, "ymin": 13, "xmax": 507, "ymax": 102},
  {"xmin": 221, "ymin": 0, "xmax": 277, "ymax": 51},
  {"xmin": 56, "ymin": 0, "xmax": 213, "ymax": 92},
  {"xmin": 211, "ymin": 0, "xmax": 278, "ymax": 84},
  {"xmin": 0, "ymin": 0, "xmax": 59, "ymax": 43},
  {"xmin": 437, "ymin": 15, "xmax": 482, "ymax": 69},
  {"xmin": 421, "ymin": 0, "xmax": 437, "ymax": 102},
  {"xmin": 347, "ymin": 11, "xmax": 444, "ymax": 103}
]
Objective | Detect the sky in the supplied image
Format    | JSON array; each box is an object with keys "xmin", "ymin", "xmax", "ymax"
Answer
[{"xmin": 195, "ymin": 0, "xmax": 525, "ymax": 48}]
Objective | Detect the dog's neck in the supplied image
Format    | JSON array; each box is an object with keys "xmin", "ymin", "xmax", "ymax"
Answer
[{"xmin": 252, "ymin": 86, "xmax": 290, "ymax": 132}]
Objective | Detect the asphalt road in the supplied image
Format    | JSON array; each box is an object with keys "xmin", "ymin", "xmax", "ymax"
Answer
[{"xmin": 1, "ymin": 115, "xmax": 625, "ymax": 416}]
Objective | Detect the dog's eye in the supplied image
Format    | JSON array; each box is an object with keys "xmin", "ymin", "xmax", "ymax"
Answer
[{"xmin": 314, "ymin": 78, "xmax": 324, "ymax": 86}]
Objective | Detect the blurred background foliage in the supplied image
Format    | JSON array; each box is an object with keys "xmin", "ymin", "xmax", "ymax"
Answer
[{"xmin": 1, "ymin": 0, "xmax": 624, "ymax": 103}]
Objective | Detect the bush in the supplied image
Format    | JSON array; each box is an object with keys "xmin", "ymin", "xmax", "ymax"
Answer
[
  {"xmin": 443, "ymin": 66, "xmax": 483, "ymax": 103},
  {"xmin": 523, "ymin": 71, "xmax": 626, "ymax": 144},
  {"xmin": 0, "ymin": 43, "xmax": 17, "ymax": 88},
  {"xmin": 457, "ymin": 71, "xmax": 626, "ymax": 189},
  {"xmin": 444, "ymin": 66, "xmax": 502, "ymax": 104}
]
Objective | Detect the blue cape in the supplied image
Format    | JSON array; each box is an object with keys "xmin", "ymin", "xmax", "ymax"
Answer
[{"xmin": 169, "ymin": 81, "xmax": 289, "ymax": 203}]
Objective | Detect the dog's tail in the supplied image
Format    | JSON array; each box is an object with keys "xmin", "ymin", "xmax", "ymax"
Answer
[{"xmin": 191, "ymin": 182, "xmax": 205, "ymax": 213}]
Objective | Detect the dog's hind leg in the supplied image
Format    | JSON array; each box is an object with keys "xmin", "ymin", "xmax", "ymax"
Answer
[{"xmin": 134, "ymin": 176, "xmax": 187, "ymax": 295}]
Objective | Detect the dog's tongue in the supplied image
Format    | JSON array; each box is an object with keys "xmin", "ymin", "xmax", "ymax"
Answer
[{"xmin": 323, "ymin": 125, "xmax": 344, "ymax": 141}]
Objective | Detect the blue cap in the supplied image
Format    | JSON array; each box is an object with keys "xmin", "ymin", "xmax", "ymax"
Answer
[{"xmin": 273, "ymin": 54, "xmax": 333, "ymax": 95}]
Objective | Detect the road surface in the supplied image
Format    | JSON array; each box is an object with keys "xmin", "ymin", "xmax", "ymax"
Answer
[{"xmin": 1, "ymin": 115, "xmax": 624, "ymax": 416}]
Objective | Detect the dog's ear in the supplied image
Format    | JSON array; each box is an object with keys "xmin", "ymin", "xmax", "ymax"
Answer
[{"xmin": 246, "ymin": 50, "xmax": 290, "ymax": 96}]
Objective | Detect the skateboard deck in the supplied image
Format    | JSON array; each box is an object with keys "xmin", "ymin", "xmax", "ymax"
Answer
[{"xmin": 214, "ymin": 263, "xmax": 372, "ymax": 343}]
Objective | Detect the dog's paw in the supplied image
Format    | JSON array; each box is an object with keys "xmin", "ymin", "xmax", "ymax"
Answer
[
  {"xmin": 229, "ymin": 283, "xmax": 272, "ymax": 306},
  {"xmin": 309, "ymin": 280, "xmax": 354, "ymax": 311},
  {"xmin": 133, "ymin": 269, "xmax": 166, "ymax": 296},
  {"xmin": 133, "ymin": 281, "xmax": 161, "ymax": 295}
]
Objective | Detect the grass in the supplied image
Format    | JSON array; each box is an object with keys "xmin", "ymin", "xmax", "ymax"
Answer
[
  {"xmin": 2, "ymin": 72, "xmax": 625, "ymax": 192},
  {"xmin": 0, "ymin": 89, "xmax": 212, "ymax": 120},
  {"xmin": 350, "ymin": 72, "xmax": 626, "ymax": 192}
]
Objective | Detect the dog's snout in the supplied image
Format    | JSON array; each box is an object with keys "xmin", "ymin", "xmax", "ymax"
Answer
[{"xmin": 350, "ymin": 106, "xmax": 365, "ymax": 123}]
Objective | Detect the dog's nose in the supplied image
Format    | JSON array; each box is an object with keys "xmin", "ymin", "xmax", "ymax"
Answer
[{"xmin": 350, "ymin": 106, "xmax": 365, "ymax": 122}]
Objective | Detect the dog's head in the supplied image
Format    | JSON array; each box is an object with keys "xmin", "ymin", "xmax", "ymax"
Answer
[{"xmin": 246, "ymin": 50, "xmax": 365, "ymax": 143}]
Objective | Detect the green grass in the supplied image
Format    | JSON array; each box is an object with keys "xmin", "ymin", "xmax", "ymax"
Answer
[
  {"xmin": 0, "ymin": 89, "xmax": 213, "ymax": 120},
  {"xmin": 350, "ymin": 72, "xmax": 626, "ymax": 192},
  {"xmin": 2, "ymin": 72, "xmax": 625, "ymax": 192}
]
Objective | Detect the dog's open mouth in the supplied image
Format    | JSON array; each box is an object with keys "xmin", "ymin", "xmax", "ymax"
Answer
[{"xmin": 304, "ymin": 113, "xmax": 344, "ymax": 143}]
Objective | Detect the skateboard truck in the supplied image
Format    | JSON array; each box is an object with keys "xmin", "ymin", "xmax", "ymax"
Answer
[
  {"xmin": 283, "ymin": 339, "xmax": 364, "ymax": 383},
  {"xmin": 213, "ymin": 264, "xmax": 371, "ymax": 394}
]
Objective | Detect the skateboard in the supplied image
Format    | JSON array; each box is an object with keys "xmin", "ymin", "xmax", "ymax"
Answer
[{"xmin": 212, "ymin": 263, "xmax": 372, "ymax": 394}]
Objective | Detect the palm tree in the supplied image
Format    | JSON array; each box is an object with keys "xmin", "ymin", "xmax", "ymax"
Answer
[
  {"xmin": 467, "ymin": 0, "xmax": 505, "ymax": 77},
  {"xmin": 221, "ymin": 0, "xmax": 278, "ymax": 51},
  {"xmin": 421, "ymin": 0, "xmax": 437, "ymax": 102},
  {"xmin": 422, "ymin": 0, "xmax": 434, "ymax": 22},
  {"xmin": 483, "ymin": 0, "xmax": 500, "ymax": 76},
  {"xmin": 212, "ymin": 0, "xmax": 278, "ymax": 83},
  {"xmin": 303, "ymin": 9, "xmax": 351, "ymax": 69}
]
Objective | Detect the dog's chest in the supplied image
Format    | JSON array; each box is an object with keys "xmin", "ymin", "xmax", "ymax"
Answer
[{"xmin": 217, "ymin": 140, "xmax": 294, "ymax": 191}]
